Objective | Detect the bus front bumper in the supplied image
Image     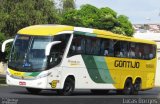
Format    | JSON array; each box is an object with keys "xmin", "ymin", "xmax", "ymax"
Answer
[{"xmin": 6, "ymin": 75, "xmax": 48, "ymax": 89}]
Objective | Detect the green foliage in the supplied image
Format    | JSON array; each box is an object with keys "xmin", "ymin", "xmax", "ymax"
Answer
[
  {"xmin": 111, "ymin": 27, "xmax": 125, "ymax": 35},
  {"xmin": 62, "ymin": 0, "xmax": 75, "ymax": 11},
  {"xmin": 100, "ymin": 7, "xmax": 117, "ymax": 18},
  {"xmin": 61, "ymin": 4, "xmax": 134, "ymax": 36},
  {"xmin": 117, "ymin": 15, "xmax": 134, "ymax": 36},
  {"xmin": 62, "ymin": 9, "xmax": 81, "ymax": 26},
  {"xmin": 0, "ymin": 32, "xmax": 12, "ymax": 62},
  {"xmin": 0, "ymin": 0, "xmax": 59, "ymax": 37},
  {"xmin": 0, "ymin": 33, "xmax": 7, "ymax": 62},
  {"xmin": 0, "ymin": 33, "xmax": 6, "ymax": 44},
  {"xmin": 57, "ymin": 0, "xmax": 75, "ymax": 14}
]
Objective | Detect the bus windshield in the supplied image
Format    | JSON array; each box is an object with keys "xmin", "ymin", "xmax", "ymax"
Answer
[{"xmin": 8, "ymin": 35, "xmax": 52, "ymax": 72}]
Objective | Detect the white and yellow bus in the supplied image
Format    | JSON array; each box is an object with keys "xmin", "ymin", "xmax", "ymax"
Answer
[{"xmin": 2, "ymin": 25, "xmax": 157, "ymax": 95}]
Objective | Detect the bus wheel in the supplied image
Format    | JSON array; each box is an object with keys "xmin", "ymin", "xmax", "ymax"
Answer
[
  {"xmin": 57, "ymin": 77, "xmax": 75, "ymax": 96},
  {"xmin": 123, "ymin": 79, "xmax": 134, "ymax": 95},
  {"xmin": 26, "ymin": 88, "xmax": 41, "ymax": 94},
  {"xmin": 133, "ymin": 80, "xmax": 141, "ymax": 95},
  {"xmin": 91, "ymin": 90, "xmax": 109, "ymax": 95}
]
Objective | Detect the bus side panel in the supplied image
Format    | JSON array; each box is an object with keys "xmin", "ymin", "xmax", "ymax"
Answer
[
  {"xmin": 61, "ymin": 56, "xmax": 156, "ymax": 90},
  {"xmin": 140, "ymin": 58, "xmax": 156, "ymax": 89},
  {"xmin": 61, "ymin": 55, "xmax": 115, "ymax": 89},
  {"xmin": 103, "ymin": 57, "xmax": 121, "ymax": 89},
  {"xmin": 105, "ymin": 57, "xmax": 156, "ymax": 90}
]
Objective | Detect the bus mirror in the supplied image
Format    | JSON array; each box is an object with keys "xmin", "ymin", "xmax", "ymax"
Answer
[
  {"xmin": 45, "ymin": 41, "xmax": 61, "ymax": 56},
  {"xmin": 1, "ymin": 39, "xmax": 14, "ymax": 52}
]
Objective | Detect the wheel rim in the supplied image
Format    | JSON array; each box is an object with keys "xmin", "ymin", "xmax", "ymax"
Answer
[
  {"xmin": 126, "ymin": 86, "xmax": 131, "ymax": 94},
  {"xmin": 124, "ymin": 82, "xmax": 133, "ymax": 95}
]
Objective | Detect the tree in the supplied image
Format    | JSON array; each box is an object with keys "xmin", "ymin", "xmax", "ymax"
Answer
[
  {"xmin": 61, "ymin": 4, "xmax": 134, "ymax": 36},
  {"xmin": 100, "ymin": 7, "xmax": 117, "ymax": 18},
  {"xmin": 0, "ymin": 0, "xmax": 59, "ymax": 37},
  {"xmin": 62, "ymin": 0, "xmax": 75, "ymax": 12},
  {"xmin": 62, "ymin": 4, "xmax": 101, "ymax": 27},
  {"xmin": 0, "ymin": 0, "xmax": 60, "ymax": 61},
  {"xmin": 63, "ymin": 0, "xmax": 75, "ymax": 9},
  {"xmin": 0, "ymin": 32, "xmax": 7, "ymax": 62},
  {"xmin": 57, "ymin": 0, "xmax": 75, "ymax": 14},
  {"xmin": 117, "ymin": 15, "xmax": 134, "ymax": 36}
]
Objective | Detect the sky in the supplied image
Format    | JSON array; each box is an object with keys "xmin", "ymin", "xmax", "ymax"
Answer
[{"xmin": 75, "ymin": 0, "xmax": 160, "ymax": 24}]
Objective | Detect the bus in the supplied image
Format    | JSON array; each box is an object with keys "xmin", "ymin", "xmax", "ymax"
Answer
[{"xmin": 2, "ymin": 25, "xmax": 157, "ymax": 95}]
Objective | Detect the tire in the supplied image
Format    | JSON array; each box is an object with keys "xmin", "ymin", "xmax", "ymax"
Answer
[
  {"xmin": 123, "ymin": 79, "xmax": 134, "ymax": 95},
  {"xmin": 91, "ymin": 90, "xmax": 109, "ymax": 95},
  {"xmin": 57, "ymin": 77, "xmax": 75, "ymax": 96},
  {"xmin": 133, "ymin": 80, "xmax": 141, "ymax": 95},
  {"xmin": 26, "ymin": 88, "xmax": 41, "ymax": 94}
]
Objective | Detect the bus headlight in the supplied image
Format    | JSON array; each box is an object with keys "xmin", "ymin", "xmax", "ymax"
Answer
[{"xmin": 36, "ymin": 72, "xmax": 51, "ymax": 79}]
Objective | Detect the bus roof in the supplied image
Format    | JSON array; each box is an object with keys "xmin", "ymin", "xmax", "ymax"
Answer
[
  {"xmin": 93, "ymin": 29, "xmax": 156, "ymax": 45},
  {"xmin": 18, "ymin": 25, "xmax": 156, "ymax": 45},
  {"xmin": 18, "ymin": 25, "xmax": 74, "ymax": 36}
]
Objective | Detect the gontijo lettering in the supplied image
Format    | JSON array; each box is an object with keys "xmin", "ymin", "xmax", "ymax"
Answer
[{"xmin": 114, "ymin": 60, "xmax": 140, "ymax": 68}]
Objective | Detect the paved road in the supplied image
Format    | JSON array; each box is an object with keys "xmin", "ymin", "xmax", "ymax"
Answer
[{"xmin": 0, "ymin": 86, "xmax": 160, "ymax": 104}]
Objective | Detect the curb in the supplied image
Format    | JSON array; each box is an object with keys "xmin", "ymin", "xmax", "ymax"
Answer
[{"xmin": 0, "ymin": 84, "xmax": 7, "ymax": 86}]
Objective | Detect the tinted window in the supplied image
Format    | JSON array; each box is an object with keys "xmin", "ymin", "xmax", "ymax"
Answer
[
  {"xmin": 47, "ymin": 34, "xmax": 71, "ymax": 68},
  {"xmin": 67, "ymin": 33, "xmax": 156, "ymax": 60},
  {"xmin": 87, "ymin": 37, "xmax": 101, "ymax": 55},
  {"xmin": 68, "ymin": 35, "xmax": 86, "ymax": 57}
]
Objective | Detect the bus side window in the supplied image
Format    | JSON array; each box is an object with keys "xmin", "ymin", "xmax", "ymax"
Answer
[
  {"xmin": 149, "ymin": 45, "xmax": 156, "ymax": 59},
  {"xmin": 90, "ymin": 38, "xmax": 100, "ymax": 55},
  {"xmin": 128, "ymin": 42, "xmax": 136, "ymax": 58},
  {"xmin": 139, "ymin": 44, "xmax": 144, "ymax": 59},
  {"xmin": 114, "ymin": 41, "xmax": 123, "ymax": 57},
  {"xmin": 100, "ymin": 39, "xmax": 109, "ymax": 56},
  {"xmin": 151, "ymin": 45, "xmax": 156, "ymax": 59},
  {"xmin": 47, "ymin": 34, "xmax": 71, "ymax": 68},
  {"xmin": 135, "ymin": 43, "xmax": 141, "ymax": 59},
  {"xmin": 85, "ymin": 37, "xmax": 92, "ymax": 55},
  {"xmin": 81, "ymin": 37, "xmax": 86, "ymax": 53},
  {"xmin": 100, "ymin": 40, "xmax": 104, "ymax": 56},
  {"xmin": 120, "ymin": 41, "xmax": 129, "ymax": 58},
  {"xmin": 108, "ymin": 40, "xmax": 114, "ymax": 57},
  {"xmin": 69, "ymin": 36, "xmax": 76, "ymax": 56},
  {"xmin": 48, "ymin": 44, "xmax": 62, "ymax": 68},
  {"xmin": 68, "ymin": 35, "xmax": 86, "ymax": 57},
  {"xmin": 143, "ymin": 45, "xmax": 150, "ymax": 59},
  {"xmin": 139, "ymin": 44, "xmax": 156, "ymax": 60}
]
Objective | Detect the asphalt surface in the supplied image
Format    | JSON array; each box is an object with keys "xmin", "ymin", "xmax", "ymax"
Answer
[{"xmin": 0, "ymin": 86, "xmax": 160, "ymax": 104}]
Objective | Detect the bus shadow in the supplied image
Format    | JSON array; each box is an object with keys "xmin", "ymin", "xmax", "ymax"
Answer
[{"xmin": 11, "ymin": 90, "xmax": 157, "ymax": 96}]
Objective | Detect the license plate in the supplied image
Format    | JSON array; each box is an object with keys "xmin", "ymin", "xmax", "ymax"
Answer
[{"xmin": 19, "ymin": 81, "xmax": 26, "ymax": 86}]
